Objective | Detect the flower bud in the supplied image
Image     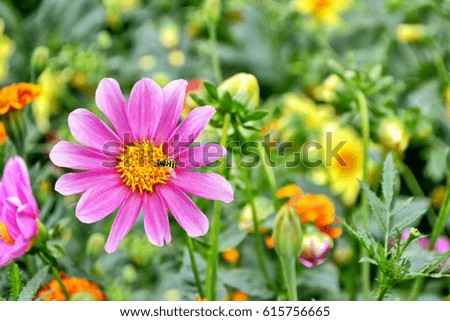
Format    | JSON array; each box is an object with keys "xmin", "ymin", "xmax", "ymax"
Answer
[
  {"xmin": 203, "ymin": 0, "xmax": 221, "ymax": 24},
  {"xmin": 378, "ymin": 117, "xmax": 410, "ymax": 156},
  {"xmin": 122, "ymin": 264, "xmax": 138, "ymax": 283},
  {"xmin": 311, "ymin": 74, "xmax": 342, "ymax": 103},
  {"xmin": 86, "ymin": 233, "xmax": 106, "ymax": 256},
  {"xmin": 299, "ymin": 225, "xmax": 333, "ymax": 268},
  {"xmin": 273, "ymin": 206, "xmax": 302, "ymax": 259},
  {"xmin": 332, "ymin": 241, "xmax": 354, "ymax": 266},
  {"xmin": 31, "ymin": 46, "xmax": 49, "ymax": 72},
  {"xmin": 218, "ymin": 73, "xmax": 260, "ymax": 110},
  {"xmin": 396, "ymin": 24, "xmax": 427, "ymax": 43},
  {"xmin": 430, "ymin": 186, "xmax": 447, "ymax": 209}
]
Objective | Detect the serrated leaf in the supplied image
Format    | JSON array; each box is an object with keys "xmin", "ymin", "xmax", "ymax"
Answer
[
  {"xmin": 390, "ymin": 197, "xmax": 413, "ymax": 217},
  {"xmin": 382, "ymin": 153, "xmax": 396, "ymax": 209},
  {"xmin": 203, "ymin": 82, "xmax": 219, "ymax": 101},
  {"xmin": 342, "ymin": 220, "xmax": 377, "ymax": 257},
  {"xmin": 18, "ymin": 266, "xmax": 49, "ymax": 301},
  {"xmin": 359, "ymin": 181, "xmax": 387, "ymax": 232},
  {"xmin": 359, "ymin": 257, "xmax": 378, "ymax": 265},
  {"xmin": 421, "ymin": 251, "xmax": 450, "ymax": 275},
  {"xmin": 9, "ymin": 263, "xmax": 23, "ymax": 301},
  {"xmin": 391, "ymin": 204, "xmax": 428, "ymax": 236}
]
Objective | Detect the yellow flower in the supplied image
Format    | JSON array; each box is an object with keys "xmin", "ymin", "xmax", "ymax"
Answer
[
  {"xmin": 321, "ymin": 122, "xmax": 363, "ymax": 207},
  {"xmin": 138, "ymin": 55, "xmax": 157, "ymax": 71},
  {"xmin": 103, "ymin": 0, "xmax": 141, "ymax": 28},
  {"xmin": 0, "ymin": 19, "xmax": 15, "ymax": 82},
  {"xmin": 378, "ymin": 117, "xmax": 410, "ymax": 156},
  {"xmin": 37, "ymin": 275, "xmax": 106, "ymax": 301},
  {"xmin": 32, "ymin": 69, "xmax": 66, "ymax": 133},
  {"xmin": 294, "ymin": 0, "xmax": 352, "ymax": 27},
  {"xmin": 0, "ymin": 83, "xmax": 40, "ymax": 115},
  {"xmin": 311, "ymin": 74, "xmax": 343, "ymax": 103},
  {"xmin": 159, "ymin": 24, "xmax": 180, "ymax": 50},
  {"xmin": 396, "ymin": 24, "xmax": 426, "ymax": 43},
  {"xmin": 430, "ymin": 186, "xmax": 448, "ymax": 209},
  {"xmin": 222, "ymin": 248, "xmax": 240, "ymax": 263},
  {"xmin": 285, "ymin": 94, "xmax": 335, "ymax": 129},
  {"xmin": 168, "ymin": 50, "xmax": 185, "ymax": 68}
]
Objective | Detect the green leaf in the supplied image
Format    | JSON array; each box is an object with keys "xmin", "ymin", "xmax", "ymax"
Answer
[
  {"xmin": 244, "ymin": 110, "xmax": 268, "ymax": 122},
  {"xmin": 18, "ymin": 266, "xmax": 49, "ymax": 301},
  {"xmin": 359, "ymin": 181, "xmax": 387, "ymax": 232},
  {"xmin": 190, "ymin": 93, "xmax": 207, "ymax": 106},
  {"xmin": 359, "ymin": 257, "xmax": 378, "ymax": 265},
  {"xmin": 203, "ymin": 82, "xmax": 219, "ymax": 101},
  {"xmin": 424, "ymin": 140, "xmax": 449, "ymax": 183},
  {"xmin": 391, "ymin": 210, "xmax": 428, "ymax": 237},
  {"xmin": 390, "ymin": 197, "xmax": 413, "ymax": 217},
  {"xmin": 0, "ymin": 296, "xmax": 5, "ymax": 301},
  {"xmin": 219, "ymin": 225, "xmax": 248, "ymax": 251},
  {"xmin": 9, "ymin": 263, "xmax": 23, "ymax": 301},
  {"xmin": 382, "ymin": 153, "xmax": 396, "ymax": 209},
  {"xmin": 421, "ymin": 251, "xmax": 450, "ymax": 275}
]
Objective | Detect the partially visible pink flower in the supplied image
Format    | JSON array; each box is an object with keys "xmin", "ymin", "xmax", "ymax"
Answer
[
  {"xmin": 0, "ymin": 157, "xmax": 40, "ymax": 267},
  {"xmin": 299, "ymin": 227, "xmax": 333, "ymax": 268},
  {"xmin": 400, "ymin": 229, "xmax": 450, "ymax": 273},
  {"xmin": 50, "ymin": 78, "xmax": 233, "ymax": 253}
]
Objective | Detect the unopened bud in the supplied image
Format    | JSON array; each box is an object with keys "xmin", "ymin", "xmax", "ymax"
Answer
[
  {"xmin": 31, "ymin": 46, "xmax": 49, "ymax": 72},
  {"xmin": 218, "ymin": 73, "xmax": 260, "ymax": 110},
  {"xmin": 273, "ymin": 206, "xmax": 302, "ymax": 259},
  {"xmin": 204, "ymin": 0, "xmax": 221, "ymax": 24},
  {"xmin": 86, "ymin": 233, "xmax": 106, "ymax": 256},
  {"xmin": 378, "ymin": 117, "xmax": 410, "ymax": 156}
]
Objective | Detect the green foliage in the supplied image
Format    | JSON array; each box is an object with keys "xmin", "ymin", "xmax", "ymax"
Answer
[{"xmin": 8, "ymin": 263, "xmax": 22, "ymax": 301}]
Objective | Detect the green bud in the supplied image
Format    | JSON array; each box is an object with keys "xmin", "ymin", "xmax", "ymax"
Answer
[
  {"xmin": 86, "ymin": 233, "xmax": 106, "ymax": 256},
  {"xmin": 218, "ymin": 73, "xmax": 260, "ymax": 110},
  {"xmin": 273, "ymin": 206, "xmax": 302, "ymax": 259},
  {"xmin": 204, "ymin": 0, "xmax": 221, "ymax": 24},
  {"xmin": 122, "ymin": 264, "xmax": 138, "ymax": 283},
  {"xmin": 30, "ymin": 220, "xmax": 48, "ymax": 252},
  {"xmin": 31, "ymin": 46, "xmax": 49, "ymax": 72},
  {"xmin": 97, "ymin": 31, "xmax": 112, "ymax": 50}
]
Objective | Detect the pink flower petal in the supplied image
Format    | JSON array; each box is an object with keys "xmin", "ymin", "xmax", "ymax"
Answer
[
  {"xmin": 157, "ymin": 184, "xmax": 209, "ymax": 237},
  {"xmin": 154, "ymin": 79, "xmax": 188, "ymax": 145},
  {"xmin": 95, "ymin": 78, "xmax": 131, "ymax": 140},
  {"xmin": 55, "ymin": 169, "xmax": 119, "ymax": 196},
  {"xmin": 68, "ymin": 108, "xmax": 121, "ymax": 151},
  {"xmin": 166, "ymin": 106, "xmax": 216, "ymax": 156},
  {"xmin": 143, "ymin": 192, "xmax": 171, "ymax": 247},
  {"xmin": 16, "ymin": 205, "xmax": 38, "ymax": 239},
  {"xmin": 169, "ymin": 170, "xmax": 234, "ymax": 203},
  {"xmin": 76, "ymin": 180, "xmax": 130, "ymax": 223},
  {"xmin": 128, "ymin": 78, "xmax": 163, "ymax": 142},
  {"xmin": 50, "ymin": 141, "xmax": 110, "ymax": 171},
  {"xmin": 104, "ymin": 192, "xmax": 143, "ymax": 253},
  {"xmin": 176, "ymin": 143, "xmax": 226, "ymax": 168}
]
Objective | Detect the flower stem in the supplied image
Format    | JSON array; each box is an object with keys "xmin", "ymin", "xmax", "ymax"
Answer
[
  {"xmin": 208, "ymin": 21, "xmax": 222, "ymax": 83},
  {"xmin": 377, "ymin": 285, "xmax": 388, "ymax": 301},
  {"xmin": 279, "ymin": 256, "xmax": 297, "ymax": 301},
  {"xmin": 186, "ymin": 234, "xmax": 205, "ymax": 299},
  {"xmin": 257, "ymin": 144, "xmax": 280, "ymax": 210},
  {"xmin": 241, "ymin": 160, "xmax": 277, "ymax": 293},
  {"xmin": 356, "ymin": 91, "xmax": 371, "ymax": 300},
  {"xmin": 429, "ymin": 189, "xmax": 450, "ymax": 249},
  {"xmin": 38, "ymin": 251, "xmax": 70, "ymax": 301},
  {"xmin": 205, "ymin": 112, "xmax": 231, "ymax": 300}
]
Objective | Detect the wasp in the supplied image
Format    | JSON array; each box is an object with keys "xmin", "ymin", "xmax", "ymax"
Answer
[{"xmin": 157, "ymin": 159, "xmax": 177, "ymax": 178}]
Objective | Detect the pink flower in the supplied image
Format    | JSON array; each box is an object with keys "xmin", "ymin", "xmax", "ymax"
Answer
[
  {"xmin": 0, "ymin": 157, "xmax": 40, "ymax": 267},
  {"xmin": 299, "ymin": 229, "xmax": 333, "ymax": 268},
  {"xmin": 49, "ymin": 78, "xmax": 233, "ymax": 253}
]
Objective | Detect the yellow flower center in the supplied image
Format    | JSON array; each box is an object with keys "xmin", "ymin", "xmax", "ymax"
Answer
[
  {"xmin": 0, "ymin": 222, "xmax": 15, "ymax": 245},
  {"xmin": 116, "ymin": 138, "xmax": 171, "ymax": 194},
  {"xmin": 337, "ymin": 151, "xmax": 357, "ymax": 173},
  {"xmin": 313, "ymin": 0, "xmax": 331, "ymax": 15}
]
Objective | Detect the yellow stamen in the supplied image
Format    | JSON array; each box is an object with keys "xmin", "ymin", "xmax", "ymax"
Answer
[
  {"xmin": 116, "ymin": 138, "xmax": 170, "ymax": 194},
  {"xmin": 0, "ymin": 222, "xmax": 15, "ymax": 245}
]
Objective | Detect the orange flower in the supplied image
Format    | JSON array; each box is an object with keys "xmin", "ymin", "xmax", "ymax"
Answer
[
  {"xmin": 0, "ymin": 121, "xmax": 7, "ymax": 144},
  {"xmin": 265, "ymin": 235, "xmax": 274, "ymax": 250},
  {"xmin": 232, "ymin": 290, "xmax": 248, "ymax": 301},
  {"xmin": 277, "ymin": 184, "xmax": 341, "ymax": 239},
  {"xmin": 37, "ymin": 275, "xmax": 106, "ymax": 301},
  {"xmin": 0, "ymin": 83, "xmax": 40, "ymax": 115},
  {"xmin": 222, "ymin": 248, "xmax": 240, "ymax": 263},
  {"xmin": 196, "ymin": 296, "xmax": 208, "ymax": 301}
]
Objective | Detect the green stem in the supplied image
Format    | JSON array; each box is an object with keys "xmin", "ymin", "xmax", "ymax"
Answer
[
  {"xmin": 279, "ymin": 257, "xmax": 297, "ymax": 301},
  {"xmin": 39, "ymin": 251, "xmax": 70, "ymax": 301},
  {"xmin": 429, "ymin": 189, "xmax": 450, "ymax": 249},
  {"xmin": 208, "ymin": 21, "xmax": 222, "ymax": 83},
  {"xmin": 241, "ymin": 161, "xmax": 277, "ymax": 293},
  {"xmin": 409, "ymin": 277, "xmax": 424, "ymax": 301},
  {"xmin": 399, "ymin": 161, "xmax": 436, "ymax": 226},
  {"xmin": 377, "ymin": 285, "xmax": 387, "ymax": 301},
  {"xmin": 186, "ymin": 234, "xmax": 205, "ymax": 299},
  {"xmin": 257, "ymin": 144, "xmax": 280, "ymax": 210},
  {"xmin": 205, "ymin": 113, "xmax": 231, "ymax": 300},
  {"xmin": 356, "ymin": 91, "xmax": 371, "ymax": 300}
]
